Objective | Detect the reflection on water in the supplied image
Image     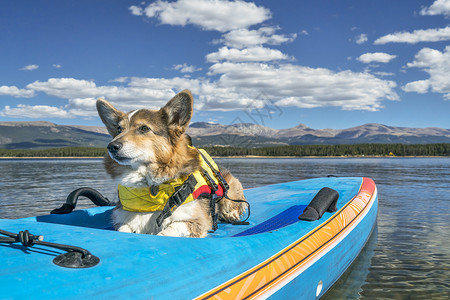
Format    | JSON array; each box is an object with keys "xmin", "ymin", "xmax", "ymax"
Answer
[
  {"xmin": 0, "ymin": 159, "xmax": 117, "ymax": 219},
  {"xmin": 0, "ymin": 157, "xmax": 449, "ymax": 299},
  {"xmin": 322, "ymin": 226, "xmax": 378, "ymax": 300}
]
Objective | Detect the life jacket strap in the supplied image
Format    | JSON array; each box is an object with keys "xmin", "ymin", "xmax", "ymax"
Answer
[
  {"xmin": 200, "ymin": 169, "xmax": 218, "ymax": 192},
  {"xmin": 156, "ymin": 174, "xmax": 198, "ymax": 227},
  {"xmin": 197, "ymin": 149, "xmax": 229, "ymax": 193},
  {"xmin": 196, "ymin": 150, "xmax": 227, "ymax": 232},
  {"xmin": 197, "ymin": 149, "xmax": 251, "ymax": 227}
]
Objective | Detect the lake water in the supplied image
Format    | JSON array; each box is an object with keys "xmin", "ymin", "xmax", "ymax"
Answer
[{"xmin": 0, "ymin": 157, "xmax": 449, "ymax": 299}]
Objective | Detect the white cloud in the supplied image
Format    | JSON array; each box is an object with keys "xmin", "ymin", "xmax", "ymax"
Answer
[
  {"xmin": 205, "ymin": 62, "xmax": 398, "ymax": 111},
  {"xmin": 374, "ymin": 26, "xmax": 450, "ymax": 44},
  {"xmin": 403, "ymin": 46, "xmax": 450, "ymax": 99},
  {"xmin": 402, "ymin": 80, "xmax": 430, "ymax": 94},
  {"xmin": 0, "ymin": 77, "xmax": 196, "ymax": 119},
  {"xmin": 0, "ymin": 86, "xmax": 35, "ymax": 98},
  {"xmin": 357, "ymin": 52, "xmax": 397, "ymax": 63},
  {"xmin": 219, "ymin": 27, "xmax": 297, "ymax": 48},
  {"xmin": 0, "ymin": 104, "xmax": 71, "ymax": 118},
  {"xmin": 23, "ymin": 77, "xmax": 183, "ymax": 113},
  {"xmin": 406, "ymin": 47, "xmax": 445, "ymax": 68},
  {"xmin": 65, "ymin": 98, "xmax": 102, "ymax": 117},
  {"xmin": 2, "ymin": 61, "xmax": 398, "ymax": 119},
  {"xmin": 26, "ymin": 78, "xmax": 99, "ymax": 99},
  {"xmin": 420, "ymin": 0, "xmax": 450, "ymax": 17},
  {"xmin": 129, "ymin": 5, "xmax": 143, "ymax": 16},
  {"xmin": 127, "ymin": 76, "xmax": 200, "ymax": 92},
  {"xmin": 133, "ymin": 0, "xmax": 271, "ymax": 32},
  {"xmin": 373, "ymin": 71, "xmax": 395, "ymax": 77},
  {"xmin": 355, "ymin": 33, "xmax": 368, "ymax": 44},
  {"xmin": 20, "ymin": 64, "xmax": 39, "ymax": 71},
  {"xmin": 172, "ymin": 63, "xmax": 202, "ymax": 73},
  {"xmin": 26, "ymin": 77, "xmax": 169, "ymax": 105},
  {"xmin": 206, "ymin": 46, "xmax": 290, "ymax": 62},
  {"xmin": 52, "ymin": 64, "xmax": 62, "ymax": 68}
]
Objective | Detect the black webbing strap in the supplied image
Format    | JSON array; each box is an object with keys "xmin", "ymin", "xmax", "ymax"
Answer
[
  {"xmin": 196, "ymin": 148, "xmax": 251, "ymax": 230},
  {"xmin": 155, "ymin": 175, "xmax": 198, "ymax": 227},
  {"xmin": 196, "ymin": 149, "xmax": 229, "ymax": 193},
  {"xmin": 200, "ymin": 168, "xmax": 220, "ymax": 232},
  {"xmin": 201, "ymin": 169, "xmax": 219, "ymax": 192},
  {"xmin": 196, "ymin": 149, "xmax": 228, "ymax": 232}
]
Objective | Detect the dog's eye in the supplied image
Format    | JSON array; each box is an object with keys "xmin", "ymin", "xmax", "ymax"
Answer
[
  {"xmin": 139, "ymin": 125, "xmax": 151, "ymax": 134},
  {"xmin": 117, "ymin": 126, "xmax": 123, "ymax": 134}
]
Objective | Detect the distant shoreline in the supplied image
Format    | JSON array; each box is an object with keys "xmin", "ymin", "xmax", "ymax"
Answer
[
  {"xmin": 0, "ymin": 143, "xmax": 448, "ymax": 158},
  {"xmin": 213, "ymin": 155, "xmax": 448, "ymax": 158},
  {"xmin": 0, "ymin": 157, "xmax": 104, "ymax": 159}
]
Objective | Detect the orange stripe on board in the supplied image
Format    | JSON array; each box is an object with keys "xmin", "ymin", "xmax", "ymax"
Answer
[{"xmin": 196, "ymin": 178, "xmax": 376, "ymax": 300}]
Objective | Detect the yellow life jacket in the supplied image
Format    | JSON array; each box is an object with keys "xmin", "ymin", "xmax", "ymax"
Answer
[{"xmin": 118, "ymin": 148, "xmax": 224, "ymax": 213}]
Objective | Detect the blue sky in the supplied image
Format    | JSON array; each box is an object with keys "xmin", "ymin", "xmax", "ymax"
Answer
[{"xmin": 1, "ymin": 0, "xmax": 450, "ymax": 129}]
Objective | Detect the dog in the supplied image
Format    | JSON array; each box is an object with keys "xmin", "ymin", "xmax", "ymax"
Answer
[{"xmin": 96, "ymin": 90, "xmax": 246, "ymax": 237}]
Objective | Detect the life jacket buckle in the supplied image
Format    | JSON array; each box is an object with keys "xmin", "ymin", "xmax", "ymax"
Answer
[
  {"xmin": 156, "ymin": 175, "xmax": 198, "ymax": 227},
  {"xmin": 168, "ymin": 188, "xmax": 184, "ymax": 207}
]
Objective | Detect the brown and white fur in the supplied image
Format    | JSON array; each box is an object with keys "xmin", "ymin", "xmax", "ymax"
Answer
[{"xmin": 96, "ymin": 90, "xmax": 246, "ymax": 237}]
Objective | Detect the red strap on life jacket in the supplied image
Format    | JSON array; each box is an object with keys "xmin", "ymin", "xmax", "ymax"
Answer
[{"xmin": 192, "ymin": 184, "xmax": 224, "ymax": 199}]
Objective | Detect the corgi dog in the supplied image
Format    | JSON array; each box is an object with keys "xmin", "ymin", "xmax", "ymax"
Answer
[{"xmin": 96, "ymin": 90, "xmax": 246, "ymax": 237}]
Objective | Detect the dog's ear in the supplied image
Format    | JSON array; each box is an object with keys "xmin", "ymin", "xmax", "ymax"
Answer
[
  {"xmin": 161, "ymin": 90, "xmax": 193, "ymax": 137},
  {"xmin": 96, "ymin": 98, "xmax": 125, "ymax": 137}
]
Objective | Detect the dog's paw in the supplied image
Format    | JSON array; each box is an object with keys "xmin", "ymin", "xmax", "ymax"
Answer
[
  {"xmin": 117, "ymin": 224, "xmax": 134, "ymax": 233},
  {"xmin": 217, "ymin": 199, "xmax": 246, "ymax": 223},
  {"xmin": 157, "ymin": 222, "xmax": 191, "ymax": 237},
  {"xmin": 218, "ymin": 210, "xmax": 241, "ymax": 223}
]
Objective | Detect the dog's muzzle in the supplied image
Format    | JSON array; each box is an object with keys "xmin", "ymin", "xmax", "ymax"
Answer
[{"xmin": 107, "ymin": 141, "xmax": 122, "ymax": 154}]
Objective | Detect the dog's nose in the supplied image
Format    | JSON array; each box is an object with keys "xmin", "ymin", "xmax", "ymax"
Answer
[{"xmin": 107, "ymin": 141, "xmax": 122, "ymax": 153}]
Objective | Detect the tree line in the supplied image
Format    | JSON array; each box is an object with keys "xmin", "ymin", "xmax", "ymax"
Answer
[
  {"xmin": 203, "ymin": 143, "xmax": 450, "ymax": 157},
  {"xmin": 0, "ymin": 144, "xmax": 448, "ymax": 158},
  {"xmin": 0, "ymin": 147, "xmax": 107, "ymax": 157}
]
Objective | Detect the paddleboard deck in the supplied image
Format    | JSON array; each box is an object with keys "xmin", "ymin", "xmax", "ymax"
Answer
[{"xmin": 0, "ymin": 177, "xmax": 377, "ymax": 299}]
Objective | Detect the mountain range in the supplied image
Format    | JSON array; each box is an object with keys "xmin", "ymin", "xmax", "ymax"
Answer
[
  {"xmin": 0, "ymin": 121, "xmax": 449, "ymax": 149},
  {"xmin": 187, "ymin": 122, "xmax": 450, "ymax": 147}
]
